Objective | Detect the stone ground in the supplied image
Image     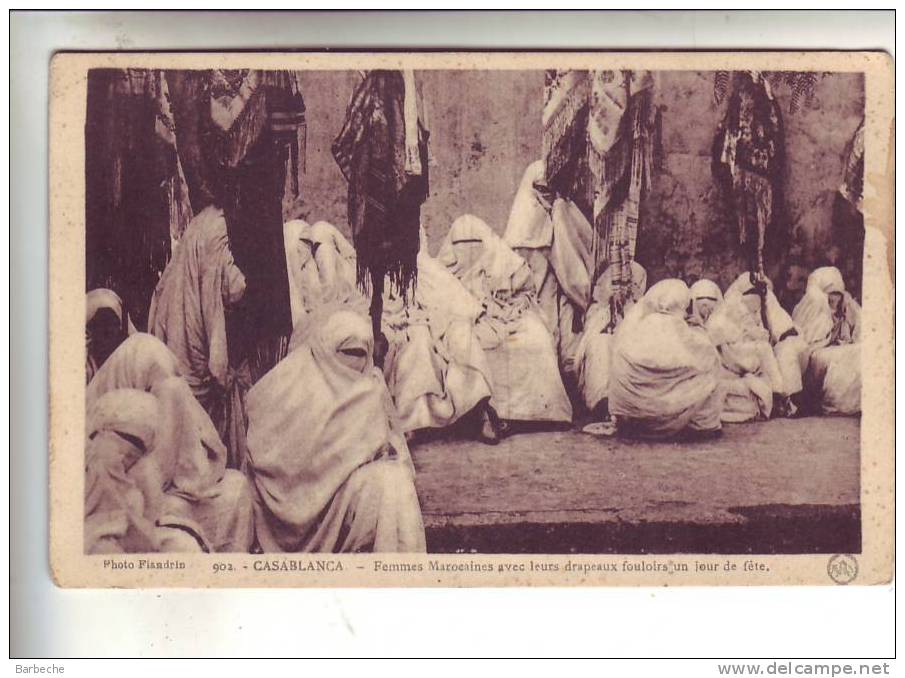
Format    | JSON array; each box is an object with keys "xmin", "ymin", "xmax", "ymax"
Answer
[{"xmin": 410, "ymin": 416, "xmax": 861, "ymax": 555}]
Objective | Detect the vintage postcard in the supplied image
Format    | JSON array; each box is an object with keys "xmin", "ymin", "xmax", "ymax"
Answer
[{"xmin": 49, "ymin": 51, "xmax": 893, "ymax": 588}]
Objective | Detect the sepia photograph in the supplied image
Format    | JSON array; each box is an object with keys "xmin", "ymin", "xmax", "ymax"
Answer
[{"xmin": 47, "ymin": 50, "xmax": 893, "ymax": 588}]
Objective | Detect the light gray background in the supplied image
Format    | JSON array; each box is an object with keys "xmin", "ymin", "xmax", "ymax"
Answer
[{"xmin": 11, "ymin": 10, "xmax": 895, "ymax": 658}]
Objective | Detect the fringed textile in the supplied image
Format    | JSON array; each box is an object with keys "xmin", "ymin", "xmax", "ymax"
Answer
[
  {"xmin": 839, "ymin": 118, "xmax": 865, "ymax": 212},
  {"xmin": 712, "ymin": 71, "xmax": 786, "ymax": 277},
  {"xmin": 332, "ymin": 70, "xmax": 429, "ymax": 299},
  {"xmin": 542, "ymin": 69, "xmax": 657, "ymax": 317}
]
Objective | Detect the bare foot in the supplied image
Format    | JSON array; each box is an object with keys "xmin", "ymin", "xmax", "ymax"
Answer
[{"xmin": 581, "ymin": 420, "xmax": 617, "ymax": 436}]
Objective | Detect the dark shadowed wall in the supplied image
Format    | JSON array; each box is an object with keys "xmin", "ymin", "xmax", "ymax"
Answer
[{"xmin": 287, "ymin": 69, "xmax": 864, "ymax": 288}]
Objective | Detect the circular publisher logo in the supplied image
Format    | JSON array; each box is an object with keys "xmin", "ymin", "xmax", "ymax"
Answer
[{"xmin": 827, "ymin": 554, "xmax": 858, "ymax": 585}]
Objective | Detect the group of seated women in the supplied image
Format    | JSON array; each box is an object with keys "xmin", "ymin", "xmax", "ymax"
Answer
[
  {"xmin": 85, "ymin": 331, "xmax": 255, "ymax": 555},
  {"xmin": 85, "ymin": 212, "xmax": 427, "ymax": 556},
  {"xmin": 582, "ymin": 266, "xmax": 861, "ymax": 438},
  {"xmin": 84, "ymin": 164, "xmax": 863, "ymax": 555}
]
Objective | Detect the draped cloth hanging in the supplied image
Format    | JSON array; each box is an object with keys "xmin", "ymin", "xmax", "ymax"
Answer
[
  {"xmin": 332, "ymin": 70, "xmax": 429, "ymax": 299},
  {"xmin": 166, "ymin": 69, "xmax": 307, "ymax": 215},
  {"xmin": 833, "ymin": 118, "xmax": 866, "ymax": 300},
  {"xmin": 712, "ymin": 71, "xmax": 786, "ymax": 278},
  {"xmin": 543, "ymin": 70, "xmax": 658, "ymax": 316},
  {"xmin": 588, "ymin": 71, "xmax": 656, "ymax": 310},
  {"xmin": 543, "ymin": 70, "xmax": 592, "ymax": 219},
  {"xmin": 839, "ymin": 118, "xmax": 865, "ymax": 213},
  {"xmin": 165, "ymin": 69, "xmax": 306, "ymax": 368},
  {"xmin": 85, "ymin": 69, "xmax": 194, "ymax": 330}
]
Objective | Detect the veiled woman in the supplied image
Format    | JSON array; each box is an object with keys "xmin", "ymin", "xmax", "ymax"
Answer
[
  {"xmin": 503, "ymin": 161, "xmax": 595, "ymax": 376},
  {"xmin": 86, "ymin": 332, "xmax": 180, "ymax": 408},
  {"xmin": 573, "ymin": 261, "xmax": 647, "ymax": 431},
  {"xmin": 86, "ymin": 288, "xmax": 137, "ymax": 384},
  {"xmin": 88, "ymin": 374, "xmax": 254, "ymax": 553},
  {"xmin": 722, "ymin": 271, "xmax": 808, "ymax": 414},
  {"xmin": 213, "ymin": 217, "xmax": 369, "ymax": 473},
  {"xmin": 688, "ymin": 279, "xmax": 723, "ymax": 327},
  {"xmin": 149, "ymin": 376, "xmax": 256, "ymax": 552},
  {"xmin": 86, "ymin": 381, "xmax": 255, "ymax": 554},
  {"xmin": 609, "ymin": 279, "xmax": 723, "ymax": 438},
  {"xmin": 382, "ymin": 226, "xmax": 499, "ymax": 442},
  {"xmin": 792, "ymin": 266, "xmax": 861, "ymax": 415},
  {"xmin": 85, "ymin": 388, "xmax": 205, "ymax": 554},
  {"xmin": 437, "ymin": 214, "xmax": 573, "ymax": 426},
  {"xmin": 283, "ymin": 219, "xmax": 367, "ymax": 330},
  {"xmin": 86, "ymin": 339, "xmax": 254, "ymax": 551},
  {"xmin": 246, "ymin": 307, "xmax": 426, "ymax": 553},
  {"xmin": 147, "ymin": 205, "xmax": 247, "ymax": 460},
  {"xmin": 702, "ymin": 279, "xmax": 780, "ymax": 423}
]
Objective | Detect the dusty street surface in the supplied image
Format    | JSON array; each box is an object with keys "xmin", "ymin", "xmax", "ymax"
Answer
[{"xmin": 410, "ymin": 416, "xmax": 861, "ymax": 554}]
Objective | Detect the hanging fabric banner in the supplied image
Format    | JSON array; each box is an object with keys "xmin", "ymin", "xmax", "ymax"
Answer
[
  {"xmin": 839, "ymin": 118, "xmax": 865, "ymax": 213},
  {"xmin": 542, "ymin": 69, "xmax": 657, "ymax": 317},
  {"xmin": 712, "ymin": 71, "xmax": 786, "ymax": 278},
  {"xmin": 332, "ymin": 69, "xmax": 430, "ymax": 299}
]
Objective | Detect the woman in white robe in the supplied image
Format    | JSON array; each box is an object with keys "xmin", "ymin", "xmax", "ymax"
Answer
[
  {"xmin": 246, "ymin": 307, "xmax": 426, "ymax": 553},
  {"xmin": 503, "ymin": 161, "xmax": 595, "ymax": 377},
  {"xmin": 609, "ymin": 279, "xmax": 723, "ymax": 438},
  {"xmin": 574, "ymin": 261, "xmax": 647, "ymax": 429},
  {"xmin": 85, "ymin": 388, "xmax": 205, "ymax": 554},
  {"xmin": 88, "ymin": 343, "xmax": 254, "ymax": 553},
  {"xmin": 150, "ymin": 376, "xmax": 256, "ymax": 553},
  {"xmin": 438, "ymin": 214, "xmax": 573, "ymax": 425},
  {"xmin": 723, "ymin": 272, "xmax": 808, "ymax": 411},
  {"xmin": 148, "ymin": 206, "xmax": 247, "ymax": 430},
  {"xmin": 283, "ymin": 219, "xmax": 367, "ymax": 330},
  {"xmin": 702, "ymin": 280, "xmax": 779, "ymax": 423},
  {"xmin": 792, "ymin": 266, "xmax": 861, "ymax": 415},
  {"xmin": 382, "ymin": 227, "xmax": 497, "ymax": 440},
  {"xmin": 86, "ymin": 288, "xmax": 137, "ymax": 384},
  {"xmin": 86, "ymin": 332, "xmax": 180, "ymax": 408},
  {"xmin": 284, "ymin": 219, "xmax": 496, "ymax": 439},
  {"xmin": 688, "ymin": 279, "xmax": 722, "ymax": 327},
  {"xmin": 283, "ymin": 219, "xmax": 324, "ymax": 330}
]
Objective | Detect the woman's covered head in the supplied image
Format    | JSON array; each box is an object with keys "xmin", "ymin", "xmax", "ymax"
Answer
[
  {"xmin": 87, "ymin": 388, "xmax": 159, "ymax": 473},
  {"xmin": 300, "ymin": 308, "xmax": 374, "ymax": 375},
  {"xmin": 645, "ymin": 279, "xmax": 691, "ymax": 317},
  {"xmin": 448, "ymin": 214, "xmax": 494, "ymax": 272},
  {"xmin": 87, "ymin": 308, "xmax": 127, "ymax": 366},
  {"xmin": 804, "ymin": 266, "xmax": 847, "ymax": 315},
  {"xmin": 86, "ymin": 289, "xmax": 131, "ymax": 367},
  {"xmin": 808, "ymin": 266, "xmax": 846, "ymax": 297},
  {"xmin": 740, "ymin": 288, "xmax": 763, "ymax": 315},
  {"xmin": 451, "ymin": 239, "xmax": 484, "ymax": 272},
  {"xmin": 689, "ymin": 279, "xmax": 723, "ymax": 324},
  {"xmin": 828, "ymin": 291, "xmax": 844, "ymax": 314},
  {"xmin": 295, "ymin": 237, "xmax": 317, "ymax": 271}
]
